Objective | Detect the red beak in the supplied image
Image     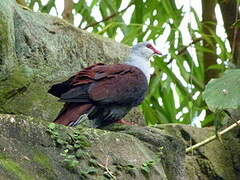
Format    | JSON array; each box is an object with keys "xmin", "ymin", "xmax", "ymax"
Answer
[
  {"xmin": 153, "ymin": 48, "xmax": 162, "ymax": 55},
  {"xmin": 152, "ymin": 47, "xmax": 162, "ymax": 55}
]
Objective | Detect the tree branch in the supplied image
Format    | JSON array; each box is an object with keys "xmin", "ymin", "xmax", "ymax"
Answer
[
  {"xmin": 82, "ymin": 2, "xmax": 133, "ymax": 30},
  {"xmin": 166, "ymin": 37, "xmax": 203, "ymax": 65},
  {"xmin": 186, "ymin": 119, "xmax": 240, "ymax": 153},
  {"xmin": 16, "ymin": 0, "xmax": 27, "ymax": 6},
  {"xmin": 202, "ymin": 0, "xmax": 217, "ymax": 83},
  {"xmin": 63, "ymin": 0, "xmax": 73, "ymax": 24},
  {"xmin": 218, "ymin": 0, "xmax": 240, "ymax": 67}
]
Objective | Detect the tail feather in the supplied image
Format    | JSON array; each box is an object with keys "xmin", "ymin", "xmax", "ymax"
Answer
[
  {"xmin": 48, "ymin": 77, "xmax": 74, "ymax": 98},
  {"xmin": 54, "ymin": 103, "xmax": 93, "ymax": 126}
]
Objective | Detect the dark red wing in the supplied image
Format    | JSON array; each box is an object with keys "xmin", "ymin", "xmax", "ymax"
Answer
[
  {"xmin": 88, "ymin": 64, "xmax": 148, "ymax": 105},
  {"xmin": 48, "ymin": 63, "xmax": 104, "ymax": 98},
  {"xmin": 57, "ymin": 64, "xmax": 148, "ymax": 106},
  {"xmin": 72, "ymin": 63, "xmax": 105, "ymax": 85}
]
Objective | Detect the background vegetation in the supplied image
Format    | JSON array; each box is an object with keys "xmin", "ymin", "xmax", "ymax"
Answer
[{"xmin": 17, "ymin": 0, "xmax": 240, "ymax": 127}]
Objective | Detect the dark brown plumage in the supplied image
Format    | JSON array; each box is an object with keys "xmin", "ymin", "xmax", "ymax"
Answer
[
  {"xmin": 48, "ymin": 41, "xmax": 161, "ymax": 127},
  {"xmin": 48, "ymin": 63, "xmax": 148, "ymax": 127}
]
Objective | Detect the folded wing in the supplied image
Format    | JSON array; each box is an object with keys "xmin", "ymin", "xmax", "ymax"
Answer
[
  {"xmin": 48, "ymin": 63, "xmax": 148, "ymax": 127},
  {"xmin": 59, "ymin": 64, "xmax": 148, "ymax": 105}
]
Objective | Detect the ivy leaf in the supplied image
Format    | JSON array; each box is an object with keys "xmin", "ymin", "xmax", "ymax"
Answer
[
  {"xmin": 86, "ymin": 167, "xmax": 98, "ymax": 175},
  {"xmin": 47, "ymin": 123, "xmax": 56, "ymax": 130},
  {"xmin": 88, "ymin": 159, "xmax": 100, "ymax": 167},
  {"xmin": 203, "ymin": 70, "xmax": 240, "ymax": 112},
  {"xmin": 140, "ymin": 166, "xmax": 150, "ymax": 177}
]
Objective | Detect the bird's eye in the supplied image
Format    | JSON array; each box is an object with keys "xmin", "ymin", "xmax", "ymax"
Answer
[{"xmin": 146, "ymin": 44, "xmax": 152, "ymax": 49}]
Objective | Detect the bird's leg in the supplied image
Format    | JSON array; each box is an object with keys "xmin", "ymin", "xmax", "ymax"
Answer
[{"xmin": 115, "ymin": 119, "xmax": 136, "ymax": 125}]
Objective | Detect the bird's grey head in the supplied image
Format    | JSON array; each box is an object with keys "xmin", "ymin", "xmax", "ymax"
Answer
[{"xmin": 131, "ymin": 41, "xmax": 162, "ymax": 59}]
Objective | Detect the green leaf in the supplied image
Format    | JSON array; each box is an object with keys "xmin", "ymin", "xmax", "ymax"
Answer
[
  {"xmin": 56, "ymin": 139, "xmax": 66, "ymax": 145},
  {"xmin": 201, "ymin": 113, "xmax": 215, "ymax": 127},
  {"xmin": 140, "ymin": 166, "xmax": 150, "ymax": 177},
  {"xmin": 207, "ymin": 64, "xmax": 224, "ymax": 71},
  {"xmin": 86, "ymin": 166, "xmax": 98, "ymax": 175},
  {"xmin": 75, "ymin": 149, "xmax": 89, "ymax": 159},
  {"xmin": 232, "ymin": 19, "xmax": 240, "ymax": 28},
  {"xmin": 47, "ymin": 123, "xmax": 56, "ymax": 130},
  {"xmin": 63, "ymin": 159, "xmax": 79, "ymax": 169},
  {"xmin": 88, "ymin": 159, "xmax": 100, "ymax": 167},
  {"xmin": 203, "ymin": 70, "xmax": 240, "ymax": 111}
]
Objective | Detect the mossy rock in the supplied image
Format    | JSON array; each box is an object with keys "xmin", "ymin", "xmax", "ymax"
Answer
[
  {"xmin": 0, "ymin": 0, "xmax": 134, "ymax": 123},
  {"xmin": 0, "ymin": 114, "xmax": 187, "ymax": 180},
  {"xmin": 156, "ymin": 124, "xmax": 240, "ymax": 180}
]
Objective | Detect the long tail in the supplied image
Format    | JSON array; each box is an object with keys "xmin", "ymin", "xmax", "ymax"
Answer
[{"xmin": 54, "ymin": 103, "xmax": 93, "ymax": 126}]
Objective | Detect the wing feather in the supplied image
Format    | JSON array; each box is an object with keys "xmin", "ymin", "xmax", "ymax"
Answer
[
  {"xmin": 88, "ymin": 65, "xmax": 148, "ymax": 105},
  {"xmin": 49, "ymin": 63, "xmax": 148, "ymax": 106}
]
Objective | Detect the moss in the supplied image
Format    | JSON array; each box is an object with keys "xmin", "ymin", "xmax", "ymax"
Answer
[
  {"xmin": 32, "ymin": 151, "xmax": 58, "ymax": 180},
  {"xmin": 0, "ymin": 65, "xmax": 61, "ymax": 121},
  {"xmin": 0, "ymin": 154, "xmax": 34, "ymax": 180},
  {"xmin": 1, "ymin": 81, "xmax": 61, "ymax": 121},
  {"xmin": 33, "ymin": 151, "xmax": 52, "ymax": 170},
  {"xmin": 139, "ymin": 160, "xmax": 155, "ymax": 178},
  {"xmin": 0, "ymin": 65, "xmax": 33, "ymax": 104}
]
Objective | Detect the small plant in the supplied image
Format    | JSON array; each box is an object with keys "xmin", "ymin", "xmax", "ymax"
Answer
[
  {"xmin": 47, "ymin": 123, "xmax": 92, "ymax": 170},
  {"xmin": 61, "ymin": 154, "xmax": 79, "ymax": 170},
  {"xmin": 47, "ymin": 124, "xmax": 161, "ymax": 179},
  {"xmin": 140, "ymin": 160, "xmax": 155, "ymax": 178},
  {"xmin": 47, "ymin": 123, "xmax": 114, "ymax": 179},
  {"xmin": 156, "ymin": 146, "xmax": 164, "ymax": 158}
]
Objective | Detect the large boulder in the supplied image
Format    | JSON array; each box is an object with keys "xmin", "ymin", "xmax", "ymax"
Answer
[
  {"xmin": 0, "ymin": 1, "xmax": 239, "ymax": 180},
  {"xmin": 0, "ymin": 0, "xmax": 143, "ymax": 124},
  {"xmin": 0, "ymin": 114, "xmax": 185, "ymax": 180},
  {"xmin": 158, "ymin": 124, "xmax": 240, "ymax": 180}
]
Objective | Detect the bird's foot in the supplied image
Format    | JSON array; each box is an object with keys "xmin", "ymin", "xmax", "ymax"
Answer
[{"xmin": 115, "ymin": 119, "xmax": 136, "ymax": 126}]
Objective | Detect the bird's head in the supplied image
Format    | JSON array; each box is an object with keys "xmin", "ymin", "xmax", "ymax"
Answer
[{"xmin": 131, "ymin": 41, "xmax": 162, "ymax": 59}]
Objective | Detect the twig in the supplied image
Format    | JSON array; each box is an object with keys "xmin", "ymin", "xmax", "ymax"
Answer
[
  {"xmin": 223, "ymin": 110, "xmax": 240, "ymax": 126},
  {"xmin": 16, "ymin": 0, "xmax": 27, "ymax": 6},
  {"xmin": 82, "ymin": 2, "xmax": 133, "ymax": 30},
  {"xmin": 105, "ymin": 155, "xmax": 116, "ymax": 179},
  {"xmin": 231, "ymin": 0, "xmax": 239, "ymax": 63},
  {"xmin": 167, "ymin": 38, "xmax": 203, "ymax": 65},
  {"xmin": 96, "ymin": 157, "xmax": 116, "ymax": 179},
  {"xmin": 186, "ymin": 119, "xmax": 240, "ymax": 153},
  {"xmin": 17, "ymin": 3, "xmax": 31, "ymax": 11}
]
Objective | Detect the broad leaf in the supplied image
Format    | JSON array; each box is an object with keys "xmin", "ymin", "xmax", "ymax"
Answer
[{"xmin": 203, "ymin": 70, "xmax": 240, "ymax": 111}]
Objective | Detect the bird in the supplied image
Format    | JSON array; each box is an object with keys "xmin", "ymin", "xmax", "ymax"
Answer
[{"xmin": 48, "ymin": 42, "xmax": 161, "ymax": 128}]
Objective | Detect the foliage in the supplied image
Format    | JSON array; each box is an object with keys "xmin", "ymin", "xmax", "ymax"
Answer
[
  {"xmin": 140, "ymin": 160, "xmax": 155, "ymax": 178},
  {"xmin": 203, "ymin": 70, "xmax": 240, "ymax": 112},
  {"xmin": 25, "ymin": 0, "xmax": 239, "ymax": 127},
  {"xmin": 47, "ymin": 123, "xmax": 163, "ymax": 178},
  {"xmin": 47, "ymin": 123, "xmax": 105, "ymax": 178}
]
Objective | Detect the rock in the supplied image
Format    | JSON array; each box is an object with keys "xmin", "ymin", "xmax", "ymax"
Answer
[
  {"xmin": 157, "ymin": 124, "xmax": 240, "ymax": 180},
  {"xmin": 1, "ymin": 114, "xmax": 239, "ymax": 180},
  {"xmin": 105, "ymin": 124, "xmax": 186, "ymax": 180},
  {"xmin": 0, "ymin": 113, "xmax": 185, "ymax": 180},
  {"xmin": 0, "ymin": 0, "xmax": 134, "ymax": 123}
]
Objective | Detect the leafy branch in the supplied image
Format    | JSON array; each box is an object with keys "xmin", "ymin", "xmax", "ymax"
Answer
[
  {"xmin": 82, "ymin": 2, "xmax": 134, "ymax": 30},
  {"xmin": 167, "ymin": 37, "xmax": 203, "ymax": 65}
]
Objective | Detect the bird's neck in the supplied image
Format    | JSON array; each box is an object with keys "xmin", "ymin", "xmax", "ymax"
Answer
[{"xmin": 124, "ymin": 54, "xmax": 151, "ymax": 81}]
